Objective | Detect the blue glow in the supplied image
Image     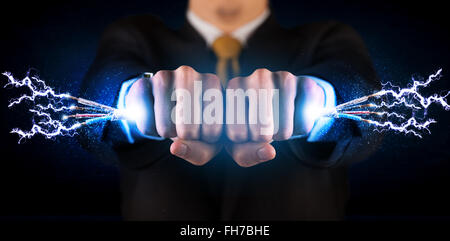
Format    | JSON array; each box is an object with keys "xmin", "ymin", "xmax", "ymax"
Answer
[
  {"xmin": 291, "ymin": 75, "xmax": 336, "ymax": 141},
  {"xmin": 117, "ymin": 76, "xmax": 164, "ymax": 143}
]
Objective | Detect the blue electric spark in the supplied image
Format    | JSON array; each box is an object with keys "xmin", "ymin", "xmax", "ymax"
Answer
[
  {"xmin": 2, "ymin": 69, "xmax": 449, "ymax": 143},
  {"xmin": 323, "ymin": 69, "xmax": 449, "ymax": 138},
  {"xmin": 2, "ymin": 71, "xmax": 128, "ymax": 143}
]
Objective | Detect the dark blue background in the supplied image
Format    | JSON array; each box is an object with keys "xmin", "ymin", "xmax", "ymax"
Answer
[{"xmin": 0, "ymin": 0, "xmax": 449, "ymax": 219}]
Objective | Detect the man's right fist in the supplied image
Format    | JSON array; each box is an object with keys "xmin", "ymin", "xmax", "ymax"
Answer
[{"xmin": 125, "ymin": 66, "xmax": 223, "ymax": 166}]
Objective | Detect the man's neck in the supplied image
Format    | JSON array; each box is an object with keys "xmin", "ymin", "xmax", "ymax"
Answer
[
  {"xmin": 187, "ymin": 9, "xmax": 270, "ymax": 46},
  {"xmin": 188, "ymin": 2, "xmax": 268, "ymax": 33}
]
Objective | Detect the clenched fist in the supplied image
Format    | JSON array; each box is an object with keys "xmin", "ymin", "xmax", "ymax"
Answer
[
  {"xmin": 125, "ymin": 66, "xmax": 326, "ymax": 168},
  {"xmin": 225, "ymin": 68, "xmax": 325, "ymax": 167},
  {"xmin": 125, "ymin": 66, "xmax": 223, "ymax": 166}
]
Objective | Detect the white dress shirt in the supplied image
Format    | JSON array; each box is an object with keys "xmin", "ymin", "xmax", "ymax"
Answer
[{"xmin": 186, "ymin": 9, "xmax": 270, "ymax": 46}]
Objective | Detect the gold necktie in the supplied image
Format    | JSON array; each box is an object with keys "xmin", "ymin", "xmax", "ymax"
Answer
[{"xmin": 212, "ymin": 35, "xmax": 242, "ymax": 86}]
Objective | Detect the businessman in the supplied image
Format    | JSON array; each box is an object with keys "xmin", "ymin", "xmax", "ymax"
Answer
[{"xmin": 80, "ymin": 0, "xmax": 383, "ymax": 220}]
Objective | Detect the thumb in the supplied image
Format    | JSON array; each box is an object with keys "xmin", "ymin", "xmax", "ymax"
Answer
[
  {"xmin": 226, "ymin": 142, "xmax": 276, "ymax": 167},
  {"xmin": 170, "ymin": 138, "xmax": 222, "ymax": 166}
]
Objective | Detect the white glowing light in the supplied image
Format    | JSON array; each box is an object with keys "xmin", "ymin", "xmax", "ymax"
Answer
[
  {"xmin": 303, "ymin": 104, "xmax": 325, "ymax": 125},
  {"xmin": 122, "ymin": 104, "xmax": 147, "ymax": 123}
]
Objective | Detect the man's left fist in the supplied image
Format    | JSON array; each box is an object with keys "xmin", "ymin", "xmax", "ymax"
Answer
[{"xmin": 225, "ymin": 68, "xmax": 325, "ymax": 167}]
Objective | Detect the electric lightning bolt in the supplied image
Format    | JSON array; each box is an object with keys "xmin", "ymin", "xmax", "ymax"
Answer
[
  {"xmin": 323, "ymin": 69, "xmax": 449, "ymax": 138},
  {"xmin": 2, "ymin": 69, "xmax": 449, "ymax": 143},
  {"xmin": 2, "ymin": 71, "xmax": 130, "ymax": 143}
]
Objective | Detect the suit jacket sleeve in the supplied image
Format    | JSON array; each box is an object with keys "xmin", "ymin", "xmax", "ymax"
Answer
[
  {"xmin": 78, "ymin": 18, "xmax": 171, "ymax": 169},
  {"xmin": 287, "ymin": 22, "xmax": 384, "ymax": 168}
]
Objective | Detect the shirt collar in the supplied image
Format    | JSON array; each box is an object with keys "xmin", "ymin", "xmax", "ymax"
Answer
[{"xmin": 186, "ymin": 9, "xmax": 270, "ymax": 46}]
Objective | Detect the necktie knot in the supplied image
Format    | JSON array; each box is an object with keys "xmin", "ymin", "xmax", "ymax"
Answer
[
  {"xmin": 212, "ymin": 35, "xmax": 242, "ymax": 59},
  {"xmin": 212, "ymin": 35, "xmax": 242, "ymax": 85}
]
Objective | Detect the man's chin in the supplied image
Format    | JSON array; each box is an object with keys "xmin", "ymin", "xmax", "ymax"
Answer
[{"xmin": 216, "ymin": 8, "xmax": 241, "ymax": 22}]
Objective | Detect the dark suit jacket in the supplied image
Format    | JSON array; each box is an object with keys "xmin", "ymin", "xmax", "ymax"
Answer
[{"xmin": 79, "ymin": 13, "xmax": 383, "ymax": 220}]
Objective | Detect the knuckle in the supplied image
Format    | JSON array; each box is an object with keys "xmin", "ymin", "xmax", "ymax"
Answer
[
  {"xmin": 302, "ymin": 80, "xmax": 324, "ymax": 100},
  {"xmin": 176, "ymin": 65, "xmax": 195, "ymax": 73},
  {"xmin": 277, "ymin": 71, "xmax": 295, "ymax": 79},
  {"xmin": 252, "ymin": 68, "xmax": 272, "ymax": 82},
  {"xmin": 128, "ymin": 78, "xmax": 147, "ymax": 95},
  {"xmin": 174, "ymin": 66, "xmax": 198, "ymax": 85},
  {"xmin": 152, "ymin": 70, "xmax": 172, "ymax": 88},
  {"xmin": 253, "ymin": 68, "xmax": 271, "ymax": 75},
  {"xmin": 303, "ymin": 77, "xmax": 319, "ymax": 91},
  {"xmin": 277, "ymin": 71, "xmax": 297, "ymax": 87}
]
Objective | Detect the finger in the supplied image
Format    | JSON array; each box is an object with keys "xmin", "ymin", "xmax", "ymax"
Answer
[
  {"xmin": 246, "ymin": 68, "xmax": 274, "ymax": 142},
  {"xmin": 170, "ymin": 138, "xmax": 222, "ymax": 166},
  {"xmin": 226, "ymin": 142, "xmax": 276, "ymax": 167},
  {"xmin": 293, "ymin": 77, "xmax": 325, "ymax": 135},
  {"xmin": 173, "ymin": 65, "xmax": 201, "ymax": 140},
  {"xmin": 201, "ymin": 73, "xmax": 223, "ymax": 143},
  {"xmin": 225, "ymin": 77, "xmax": 249, "ymax": 143},
  {"xmin": 152, "ymin": 70, "xmax": 177, "ymax": 138},
  {"xmin": 125, "ymin": 77, "xmax": 157, "ymax": 136},
  {"xmin": 272, "ymin": 71, "xmax": 296, "ymax": 141}
]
